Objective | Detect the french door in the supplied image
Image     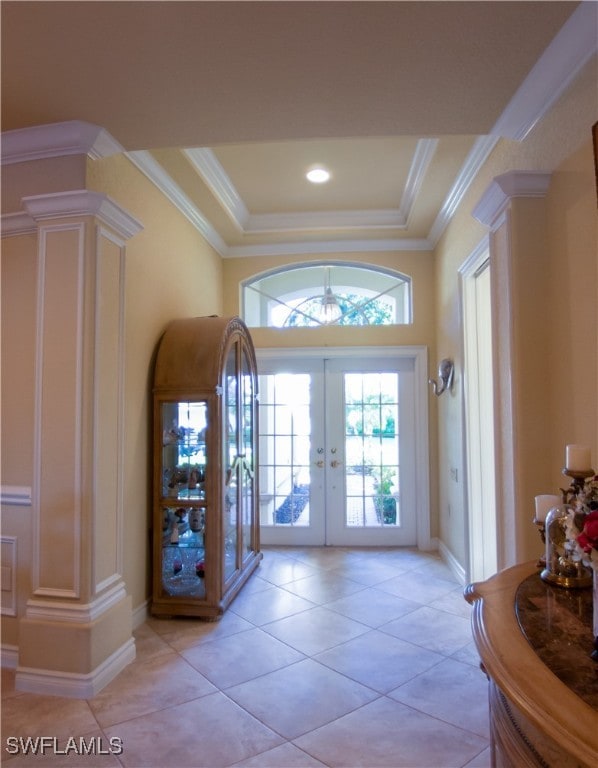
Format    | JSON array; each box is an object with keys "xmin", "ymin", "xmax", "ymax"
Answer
[{"xmin": 257, "ymin": 348, "xmax": 428, "ymax": 547}]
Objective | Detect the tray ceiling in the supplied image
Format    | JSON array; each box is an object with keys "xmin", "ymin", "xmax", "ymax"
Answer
[{"xmin": 2, "ymin": 1, "xmax": 591, "ymax": 256}]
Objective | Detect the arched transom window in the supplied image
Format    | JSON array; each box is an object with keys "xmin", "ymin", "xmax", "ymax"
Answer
[{"xmin": 242, "ymin": 262, "xmax": 412, "ymax": 328}]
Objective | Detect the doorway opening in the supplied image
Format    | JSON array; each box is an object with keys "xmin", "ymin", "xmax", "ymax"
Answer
[{"xmin": 256, "ymin": 347, "xmax": 430, "ymax": 549}]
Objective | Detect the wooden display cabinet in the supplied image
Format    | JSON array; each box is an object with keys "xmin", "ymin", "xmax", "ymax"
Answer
[{"xmin": 151, "ymin": 316, "xmax": 261, "ymax": 619}]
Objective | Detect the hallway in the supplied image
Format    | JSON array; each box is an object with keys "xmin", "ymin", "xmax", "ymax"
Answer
[{"xmin": 2, "ymin": 547, "xmax": 491, "ymax": 767}]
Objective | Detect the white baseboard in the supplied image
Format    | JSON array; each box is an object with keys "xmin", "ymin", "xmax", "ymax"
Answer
[
  {"xmin": 1, "ymin": 644, "xmax": 19, "ymax": 669},
  {"xmin": 438, "ymin": 540, "xmax": 467, "ymax": 585},
  {"xmin": 15, "ymin": 637, "xmax": 136, "ymax": 699},
  {"xmin": 132, "ymin": 599, "xmax": 149, "ymax": 629}
]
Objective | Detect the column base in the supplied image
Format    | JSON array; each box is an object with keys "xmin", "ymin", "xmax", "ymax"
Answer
[{"xmin": 16, "ymin": 589, "xmax": 135, "ymax": 699}]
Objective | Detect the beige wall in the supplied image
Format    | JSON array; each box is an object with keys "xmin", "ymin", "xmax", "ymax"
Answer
[
  {"xmin": 87, "ymin": 154, "xmax": 224, "ymax": 611},
  {"xmin": 433, "ymin": 56, "xmax": 598, "ymax": 568}
]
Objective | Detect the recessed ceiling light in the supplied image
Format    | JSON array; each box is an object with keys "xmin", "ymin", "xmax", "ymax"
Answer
[{"xmin": 306, "ymin": 167, "xmax": 331, "ymax": 184}]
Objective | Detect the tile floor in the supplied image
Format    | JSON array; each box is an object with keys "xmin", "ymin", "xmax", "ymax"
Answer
[{"xmin": 2, "ymin": 547, "xmax": 492, "ymax": 767}]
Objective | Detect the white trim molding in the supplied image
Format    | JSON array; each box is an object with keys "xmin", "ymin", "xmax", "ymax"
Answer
[
  {"xmin": 1, "ymin": 120, "xmax": 124, "ymax": 165},
  {"xmin": 1, "ymin": 212, "xmax": 37, "ymax": 237},
  {"xmin": 1, "ymin": 645, "xmax": 19, "ymax": 670},
  {"xmin": 1, "ymin": 486, "xmax": 32, "ymax": 506},
  {"xmin": 2, "ymin": 192, "xmax": 143, "ymax": 241},
  {"xmin": 122, "ymin": 2, "xmax": 588, "ymax": 260},
  {"xmin": 438, "ymin": 540, "xmax": 467, "ymax": 586},
  {"xmin": 25, "ymin": 582, "xmax": 128, "ymax": 625},
  {"xmin": 1, "ymin": 536, "xmax": 18, "ymax": 617},
  {"xmin": 245, "ymin": 208, "xmax": 406, "ymax": 234},
  {"xmin": 472, "ymin": 171, "xmax": 552, "ymax": 229},
  {"xmin": 428, "ymin": 135, "xmax": 499, "ymax": 246},
  {"xmin": 126, "ymin": 150, "xmax": 226, "ymax": 253},
  {"xmin": 1, "ymin": 4, "xmax": 590, "ymax": 260},
  {"xmin": 226, "ymin": 238, "xmax": 432, "ymax": 258},
  {"xmin": 184, "ymin": 147, "xmax": 250, "ymax": 232},
  {"xmin": 15, "ymin": 637, "xmax": 135, "ymax": 699},
  {"xmin": 398, "ymin": 138, "xmax": 438, "ymax": 227},
  {"xmin": 186, "ymin": 139, "xmax": 438, "ymax": 236},
  {"xmin": 132, "ymin": 600, "xmax": 150, "ymax": 630},
  {"xmin": 491, "ymin": 2, "xmax": 598, "ymax": 141},
  {"xmin": 32, "ymin": 222, "xmax": 85, "ymax": 600},
  {"xmin": 23, "ymin": 190, "xmax": 143, "ymax": 239}
]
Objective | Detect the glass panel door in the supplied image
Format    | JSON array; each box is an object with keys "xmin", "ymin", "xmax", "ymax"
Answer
[
  {"xmin": 257, "ymin": 353, "xmax": 417, "ymax": 546},
  {"xmin": 159, "ymin": 399, "xmax": 208, "ymax": 598},
  {"xmin": 325, "ymin": 358, "xmax": 416, "ymax": 546},
  {"xmin": 343, "ymin": 373, "xmax": 400, "ymax": 527},
  {"xmin": 258, "ymin": 358, "xmax": 325, "ymax": 545}
]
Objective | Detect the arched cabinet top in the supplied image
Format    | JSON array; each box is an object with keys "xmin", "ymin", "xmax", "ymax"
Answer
[{"xmin": 154, "ymin": 315, "xmax": 257, "ymax": 393}]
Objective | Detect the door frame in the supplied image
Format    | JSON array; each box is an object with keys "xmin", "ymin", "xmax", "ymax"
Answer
[
  {"xmin": 256, "ymin": 346, "xmax": 431, "ymax": 550},
  {"xmin": 459, "ymin": 238, "xmax": 498, "ymax": 582}
]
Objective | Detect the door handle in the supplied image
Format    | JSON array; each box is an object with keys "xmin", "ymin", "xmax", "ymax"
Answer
[
  {"xmin": 330, "ymin": 460, "xmax": 342, "ymax": 468},
  {"xmin": 315, "ymin": 460, "xmax": 324, "ymax": 468}
]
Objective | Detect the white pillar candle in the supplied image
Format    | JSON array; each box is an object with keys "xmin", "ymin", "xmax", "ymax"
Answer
[
  {"xmin": 534, "ymin": 494, "xmax": 561, "ymax": 523},
  {"xmin": 565, "ymin": 444, "xmax": 591, "ymax": 471}
]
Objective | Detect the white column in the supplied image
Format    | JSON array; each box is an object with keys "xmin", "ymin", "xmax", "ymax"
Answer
[
  {"xmin": 15, "ymin": 190, "xmax": 143, "ymax": 698},
  {"xmin": 473, "ymin": 171, "xmax": 551, "ymax": 568}
]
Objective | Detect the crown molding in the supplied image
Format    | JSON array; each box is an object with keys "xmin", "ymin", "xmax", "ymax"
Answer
[
  {"xmin": 2, "ymin": 192, "xmax": 143, "ymax": 239},
  {"xmin": 491, "ymin": 2, "xmax": 598, "ymax": 141},
  {"xmin": 68, "ymin": 0, "xmax": 588, "ymax": 259},
  {"xmin": 117, "ymin": 144, "xmax": 437, "ymax": 255},
  {"xmin": 398, "ymin": 138, "xmax": 438, "ymax": 226},
  {"xmin": 246, "ymin": 208, "xmax": 405, "ymax": 233},
  {"xmin": 21, "ymin": 190, "xmax": 143, "ymax": 239},
  {"xmin": 1, "ymin": 120, "xmax": 124, "ymax": 165},
  {"xmin": 1, "ymin": 212, "xmax": 37, "ymax": 237},
  {"xmin": 1, "ymin": 5, "xmax": 591, "ymax": 258},
  {"xmin": 225, "ymin": 238, "xmax": 432, "ymax": 259},
  {"xmin": 472, "ymin": 171, "xmax": 552, "ymax": 229},
  {"xmin": 428, "ymin": 135, "xmax": 499, "ymax": 246},
  {"xmin": 186, "ymin": 139, "xmax": 438, "ymax": 235},
  {"xmin": 126, "ymin": 150, "xmax": 226, "ymax": 254},
  {"xmin": 184, "ymin": 147, "xmax": 249, "ymax": 231}
]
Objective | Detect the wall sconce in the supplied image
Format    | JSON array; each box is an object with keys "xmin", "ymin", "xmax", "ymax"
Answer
[{"xmin": 429, "ymin": 358, "xmax": 454, "ymax": 396}]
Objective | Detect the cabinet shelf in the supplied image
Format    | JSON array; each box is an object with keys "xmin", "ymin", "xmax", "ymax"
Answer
[{"xmin": 151, "ymin": 316, "xmax": 262, "ymax": 619}]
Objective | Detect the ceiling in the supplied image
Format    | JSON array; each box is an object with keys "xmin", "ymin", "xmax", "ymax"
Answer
[{"xmin": 1, "ymin": 1, "xmax": 589, "ymax": 257}]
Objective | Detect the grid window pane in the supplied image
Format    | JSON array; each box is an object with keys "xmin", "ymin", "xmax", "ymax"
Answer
[{"xmin": 258, "ymin": 373, "xmax": 312, "ymax": 527}]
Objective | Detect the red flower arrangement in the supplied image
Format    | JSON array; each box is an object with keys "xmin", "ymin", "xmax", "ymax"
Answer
[
  {"xmin": 571, "ymin": 475, "xmax": 598, "ymax": 571},
  {"xmin": 577, "ymin": 510, "xmax": 598, "ymax": 553}
]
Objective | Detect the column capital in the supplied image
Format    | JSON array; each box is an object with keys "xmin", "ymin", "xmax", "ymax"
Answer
[
  {"xmin": 1, "ymin": 120, "xmax": 124, "ymax": 165},
  {"xmin": 7, "ymin": 190, "xmax": 143, "ymax": 240},
  {"xmin": 472, "ymin": 171, "xmax": 552, "ymax": 230}
]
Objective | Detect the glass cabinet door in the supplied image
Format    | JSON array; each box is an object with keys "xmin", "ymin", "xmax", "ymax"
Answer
[
  {"xmin": 224, "ymin": 345, "xmax": 239, "ymax": 583},
  {"xmin": 152, "ymin": 315, "xmax": 261, "ymax": 619},
  {"xmin": 222, "ymin": 339, "xmax": 257, "ymax": 583},
  {"xmin": 241, "ymin": 344, "xmax": 256, "ymax": 561},
  {"xmin": 160, "ymin": 400, "xmax": 207, "ymax": 598}
]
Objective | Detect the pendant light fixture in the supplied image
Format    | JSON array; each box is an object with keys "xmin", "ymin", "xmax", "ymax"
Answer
[{"xmin": 319, "ymin": 268, "xmax": 342, "ymax": 324}]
